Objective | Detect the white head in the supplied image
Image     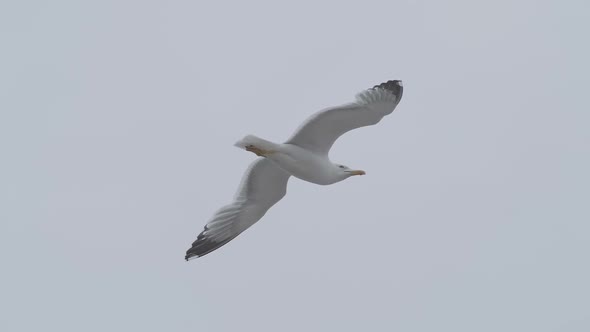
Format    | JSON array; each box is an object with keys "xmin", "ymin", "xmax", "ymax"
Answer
[{"xmin": 333, "ymin": 163, "xmax": 366, "ymax": 180}]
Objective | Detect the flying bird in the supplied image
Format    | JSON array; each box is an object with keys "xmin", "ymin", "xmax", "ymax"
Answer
[{"xmin": 185, "ymin": 80, "xmax": 404, "ymax": 260}]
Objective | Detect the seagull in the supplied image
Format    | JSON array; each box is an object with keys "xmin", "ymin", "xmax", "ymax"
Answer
[{"xmin": 185, "ymin": 80, "xmax": 403, "ymax": 260}]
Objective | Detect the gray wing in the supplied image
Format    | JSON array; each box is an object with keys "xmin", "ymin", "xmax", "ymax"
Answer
[
  {"xmin": 185, "ymin": 158, "xmax": 290, "ymax": 260},
  {"xmin": 285, "ymin": 80, "xmax": 403, "ymax": 155}
]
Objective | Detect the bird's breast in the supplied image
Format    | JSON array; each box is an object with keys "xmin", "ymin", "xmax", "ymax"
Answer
[{"xmin": 268, "ymin": 144, "xmax": 339, "ymax": 185}]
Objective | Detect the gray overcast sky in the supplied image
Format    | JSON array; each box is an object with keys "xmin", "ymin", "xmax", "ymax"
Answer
[{"xmin": 2, "ymin": 0, "xmax": 589, "ymax": 331}]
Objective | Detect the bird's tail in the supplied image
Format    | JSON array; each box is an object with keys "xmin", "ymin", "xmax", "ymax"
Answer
[{"xmin": 234, "ymin": 135, "xmax": 278, "ymax": 152}]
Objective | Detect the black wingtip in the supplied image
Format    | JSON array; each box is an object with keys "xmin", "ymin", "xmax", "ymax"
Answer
[
  {"xmin": 185, "ymin": 233, "xmax": 237, "ymax": 261},
  {"xmin": 373, "ymin": 80, "xmax": 403, "ymax": 100}
]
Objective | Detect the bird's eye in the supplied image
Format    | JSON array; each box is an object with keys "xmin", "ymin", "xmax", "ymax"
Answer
[{"xmin": 339, "ymin": 165, "xmax": 345, "ymax": 169}]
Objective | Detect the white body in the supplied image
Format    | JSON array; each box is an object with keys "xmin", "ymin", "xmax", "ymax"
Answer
[
  {"xmin": 239, "ymin": 137, "xmax": 345, "ymax": 185},
  {"xmin": 270, "ymin": 143, "xmax": 341, "ymax": 185}
]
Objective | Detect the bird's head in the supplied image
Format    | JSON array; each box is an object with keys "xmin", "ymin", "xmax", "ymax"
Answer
[{"xmin": 334, "ymin": 164, "xmax": 366, "ymax": 179}]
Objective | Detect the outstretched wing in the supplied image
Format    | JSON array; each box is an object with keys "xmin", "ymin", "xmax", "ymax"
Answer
[
  {"xmin": 285, "ymin": 80, "xmax": 403, "ymax": 155},
  {"xmin": 185, "ymin": 158, "xmax": 290, "ymax": 260}
]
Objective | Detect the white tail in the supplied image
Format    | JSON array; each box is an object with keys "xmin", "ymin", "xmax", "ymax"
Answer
[{"xmin": 234, "ymin": 135, "xmax": 278, "ymax": 151}]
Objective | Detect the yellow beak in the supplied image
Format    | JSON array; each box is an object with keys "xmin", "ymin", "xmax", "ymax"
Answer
[{"xmin": 348, "ymin": 170, "xmax": 366, "ymax": 176}]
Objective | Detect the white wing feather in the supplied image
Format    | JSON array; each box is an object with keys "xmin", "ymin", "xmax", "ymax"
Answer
[
  {"xmin": 285, "ymin": 80, "xmax": 403, "ymax": 155},
  {"xmin": 185, "ymin": 158, "xmax": 290, "ymax": 259}
]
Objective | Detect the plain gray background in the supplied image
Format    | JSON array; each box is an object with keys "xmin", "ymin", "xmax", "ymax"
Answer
[{"xmin": 2, "ymin": 0, "xmax": 589, "ymax": 331}]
